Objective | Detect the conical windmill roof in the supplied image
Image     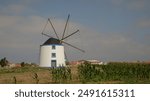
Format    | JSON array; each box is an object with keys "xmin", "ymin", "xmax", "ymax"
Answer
[{"xmin": 43, "ymin": 38, "xmax": 62, "ymax": 45}]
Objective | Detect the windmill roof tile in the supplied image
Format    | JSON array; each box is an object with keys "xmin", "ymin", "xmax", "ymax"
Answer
[{"xmin": 43, "ymin": 38, "xmax": 62, "ymax": 45}]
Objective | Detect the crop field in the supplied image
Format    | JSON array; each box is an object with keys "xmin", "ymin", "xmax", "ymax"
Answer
[{"xmin": 0, "ymin": 62, "xmax": 150, "ymax": 84}]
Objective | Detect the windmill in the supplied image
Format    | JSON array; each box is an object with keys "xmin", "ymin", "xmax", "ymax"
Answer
[{"xmin": 40, "ymin": 14, "xmax": 85, "ymax": 67}]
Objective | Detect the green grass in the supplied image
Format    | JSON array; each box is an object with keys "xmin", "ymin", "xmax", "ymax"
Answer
[
  {"xmin": 78, "ymin": 62, "xmax": 150, "ymax": 84},
  {"xmin": 0, "ymin": 62, "xmax": 150, "ymax": 84}
]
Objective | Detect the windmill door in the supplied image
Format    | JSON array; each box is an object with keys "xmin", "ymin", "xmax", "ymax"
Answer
[{"xmin": 51, "ymin": 60, "xmax": 57, "ymax": 67}]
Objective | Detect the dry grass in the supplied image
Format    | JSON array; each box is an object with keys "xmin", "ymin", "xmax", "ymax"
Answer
[
  {"xmin": 0, "ymin": 64, "xmax": 150, "ymax": 84},
  {"xmin": 0, "ymin": 66, "xmax": 80, "ymax": 84},
  {"xmin": 0, "ymin": 67, "xmax": 51, "ymax": 84}
]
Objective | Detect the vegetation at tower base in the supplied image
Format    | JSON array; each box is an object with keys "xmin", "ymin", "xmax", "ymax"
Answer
[
  {"xmin": 0, "ymin": 62, "xmax": 150, "ymax": 84},
  {"xmin": 78, "ymin": 62, "xmax": 150, "ymax": 83}
]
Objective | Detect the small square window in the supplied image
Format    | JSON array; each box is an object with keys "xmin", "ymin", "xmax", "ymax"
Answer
[
  {"xmin": 52, "ymin": 53, "xmax": 56, "ymax": 58},
  {"xmin": 52, "ymin": 45, "xmax": 56, "ymax": 49}
]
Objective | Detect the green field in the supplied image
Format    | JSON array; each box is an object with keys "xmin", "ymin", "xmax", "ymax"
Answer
[{"xmin": 0, "ymin": 62, "xmax": 150, "ymax": 84}]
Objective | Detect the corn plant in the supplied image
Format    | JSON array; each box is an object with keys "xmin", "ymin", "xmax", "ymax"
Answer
[
  {"xmin": 51, "ymin": 67, "xmax": 72, "ymax": 83},
  {"xmin": 78, "ymin": 62, "xmax": 150, "ymax": 83}
]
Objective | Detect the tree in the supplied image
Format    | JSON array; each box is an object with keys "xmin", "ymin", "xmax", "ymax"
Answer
[
  {"xmin": 0, "ymin": 57, "xmax": 9, "ymax": 67},
  {"xmin": 21, "ymin": 62, "xmax": 25, "ymax": 67}
]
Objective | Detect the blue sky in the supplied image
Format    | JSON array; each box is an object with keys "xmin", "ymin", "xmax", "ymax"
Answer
[{"xmin": 0, "ymin": 0, "xmax": 150, "ymax": 63}]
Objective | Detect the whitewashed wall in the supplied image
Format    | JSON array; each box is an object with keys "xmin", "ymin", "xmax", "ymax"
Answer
[{"xmin": 40, "ymin": 45, "xmax": 66, "ymax": 67}]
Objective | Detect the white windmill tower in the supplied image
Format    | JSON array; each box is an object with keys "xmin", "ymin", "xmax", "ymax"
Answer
[{"xmin": 40, "ymin": 14, "xmax": 85, "ymax": 67}]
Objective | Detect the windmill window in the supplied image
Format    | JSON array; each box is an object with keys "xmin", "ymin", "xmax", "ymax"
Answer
[
  {"xmin": 52, "ymin": 45, "xmax": 56, "ymax": 50},
  {"xmin": 52, "ymin": 53, "xmax": 56, "ymax": 58},
  {"xmin": 51, "ymin": 60, "xmax": 57, "ymax": 67}
]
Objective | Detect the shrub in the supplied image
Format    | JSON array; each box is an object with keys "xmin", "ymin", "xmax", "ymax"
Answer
[
  {"xmin": 51, "ymin": 67, "xmax": 72, "ymax": 83},
  {"xmin": 78, "ymin": 62, "xmax": 150, "ymax": 83}
]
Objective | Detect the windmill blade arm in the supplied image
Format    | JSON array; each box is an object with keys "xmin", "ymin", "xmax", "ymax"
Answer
[
  {"xmin": 41, "ymin": 33, "xmax": 54, "ymax": 38},
  {"xmin": 61, "ymin": 30, "xmax": 79, "ymax": 40},
  {"xmin": 62, "ymin": 40, "xmax": 85, "ymax": 53},
  {"xmin": 48, "ymin": 18, "xmax": 60, "ymax": 39},
  {"xmin": 62, "ymin": 14, "xmax": 70, "ymax": 40},
  {"xmin": 41, "ymin": 20, "xmax": 48, "ymax": 34}
]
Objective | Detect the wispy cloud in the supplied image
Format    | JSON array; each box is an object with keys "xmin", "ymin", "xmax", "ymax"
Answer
[
  {"xmin": 0, "ymin": 0, "xmax": 150, "ymax": 63},
  {"xmin": 0, "ymin": 14, "xmax": 85, "ymax": 62},
  {"xmin": 2, "ymin": 4, "xmax": 27, "ymax": 14},
  {"xmin": 0, "ymin": 0, "xmax": 36, "ymax": 15},
  {"xmin": 0, "ymin": 15, "xmax": 44, "ymax": 62},
  {"xmin": 127, "ymin": 0, "xmax": 146, "ymax": 10},
  {"xmin": 1, "ymin": 14, "xmax": 150, "ymax": 62},
  {"xmin": 137, "ymin": 19, "xmax": 150, "ymax": 28},
  {"xmin": 111, "ymin": 0, "xmax": 124, "ymax": 5},
  {"xmin": 111, "ymin": 0, "xmax": 149, "ymax": 10}
]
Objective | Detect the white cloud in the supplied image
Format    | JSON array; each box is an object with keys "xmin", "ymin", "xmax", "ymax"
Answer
[
  {"xmin": 74, "ymin": 27, "xmax": 150, "ymax": 61},
  {"xmin": 0, "ymin": 14, "xmax": 85, "ymax": 63},
  {"xmin": 0, "ymin": 15, "xmax": 45, "ymax": 62},
  {"xmin": 0, "ymin": 14, "xmax": 150, "ymax": 63},
  {"xmin": 0, "ymin": 0, "xmax": 150, "ymax": 63},
  {"xmin": 137, "ymin": 19, "xmax": 150, "ymax": 28},
  {"xmin": 127, "ymin": 0, "xmax": 145, "ymax": 10},
  {"xmin": 111, "ymin": 0, "xmax": 124, "ymax": 5},
  {"xmin": 111, "ymin": 0, "xmax": 149, "ymax": 11},
  {"xmin": 0, "ymin": 1, "xmax": 36, "ymax": 15},
  {"xmin": 3, "ymin": 4, "xmax": 27, "ymax": 14}
]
